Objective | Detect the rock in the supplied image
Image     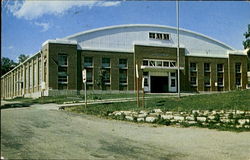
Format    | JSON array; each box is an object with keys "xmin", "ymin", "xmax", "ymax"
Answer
[
  {"xmin": 145, "ymin": 117, "xmax": 157, "ymax": 123},
  {"xmin": 123, "ymin": 111, "xmax": 132, "ymax": 116},
  {"xmin": 139, "ymin": 110, "xmax": 148, "ymax": 114},
  {"xmin": 208, "ymin": 115, "xmax": 215, "ymax": 120},
  {"xmin": 203, "ymin": 110, "xmax": 210, "ymax": 116},
  {"xmin": 173, "ymin": 116, "xmax": 185, "ymax": 121},
  {"xmin": 236, "ymin": 110, "xmax": 245, "ymax": 114},
  {"xmin": 244, "ymin": 125, "xmax": 250, "ymax": 128},
  {"xmin": 149, "ymin": 113, "xmax": 160, "ymax": 117},
  {"xmin": 188, "ymin": 121, "xmax": 197, "ymax": 124},
  {"xmin": 165, "ymin": 111, "xmax": 173, "ymax": 115},
  {"xmin": 220, "ymin": 118, "xmax": 230, "ymax": 123},
  {"xmin": 238, "ymin": 119, "xmax": 250, "ymax": 125},
  {"xmin": 137, "ymin": 118, "xmax": 145, "ymax": 122},
  {"xmin": 137, "ymin": 113, "xmax": 147, "ymax": 118},
  {"xmin": 192, "ymin": 110, "xmax": 200, "ymax": 114},
  {"xmin": 161, "ymin": 115, "xmax": 173, "ymax": 120},
  {"xmin": 212, "ymin": 110, "xmax": 217, "ymax": 115},
  {"xmin": 186, "ymin": 116, "xmax": 195, "ymax": 121},
  {"xmin": 125, "ymin": 116, "xmax": 134, "ymax": 121},
  {"xmin": 153, "ymin": 109, "xmax": 162, "ymax": 113},
  {"xmin": 114, "ymin": 111, "xmax": 122, "ymax": 116},
  {"xmin": 197, "ymin": 117, "xmax": 206, "ymax": 122}
]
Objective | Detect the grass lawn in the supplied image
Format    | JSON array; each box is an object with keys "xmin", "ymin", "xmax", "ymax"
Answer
[
  {"xmin": 66, "ymin": 90, "xmax": 250, "ymax": 116},
  {"xmin": 3, "ymin": 92, "xmax": 174, "ymax": 105}
]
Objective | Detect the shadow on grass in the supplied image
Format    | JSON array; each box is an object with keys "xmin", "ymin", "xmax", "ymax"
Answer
[{"xmin": 0, "ymin": 103, "xmax": 33, "ymax": 110}]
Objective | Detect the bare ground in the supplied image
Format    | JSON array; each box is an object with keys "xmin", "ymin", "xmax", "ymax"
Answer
[{"xmin": 1, "ymin": 102, "xmax": 250, "ymax": 160}]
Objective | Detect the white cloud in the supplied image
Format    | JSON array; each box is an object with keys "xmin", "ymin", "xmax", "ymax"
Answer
[
  {"xmin": 34, "ymin": 22, "xmax": 50, "ymax": 32},
  {"xmin": 6, "ymin": 0, "xmax": 121, "ymax": 20},
  {"xmin": 8, "ymin": 45, "xmax": 14, "ymax": 49}
]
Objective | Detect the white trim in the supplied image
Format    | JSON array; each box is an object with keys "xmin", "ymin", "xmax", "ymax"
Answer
[{"xmin": 42, "ymin": 39, "xmax": 77, "ymax": 47}]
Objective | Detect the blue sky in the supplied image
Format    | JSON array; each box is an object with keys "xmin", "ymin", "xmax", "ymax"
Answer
[{"xmin": 2, "ymin": 1, "xmax": 250, "ymax": 61}]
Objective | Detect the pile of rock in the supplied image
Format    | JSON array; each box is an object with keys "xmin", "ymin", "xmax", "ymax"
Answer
[{"xmin": 109, "ymin": 109, "xmax": 250, "ymax": 129}]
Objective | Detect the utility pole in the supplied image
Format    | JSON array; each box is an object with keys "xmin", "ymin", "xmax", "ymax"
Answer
[
  {"xmin": 176, "ymin": 0, "xmax": 181, "ymax": 98},
  {"xmin": 136, "ymin": 63, "xmax": 139, "ymax": 107}
]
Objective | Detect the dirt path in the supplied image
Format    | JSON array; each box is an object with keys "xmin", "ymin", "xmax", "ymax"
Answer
[{"xmin": 1, "ymin": 103, "xmax": 250, "ymax": 160}]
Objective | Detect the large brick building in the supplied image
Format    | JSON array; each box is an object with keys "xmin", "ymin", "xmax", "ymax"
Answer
[{"xmin": 1, "ymin": 24, "xmax": 249, "ymax": 98}]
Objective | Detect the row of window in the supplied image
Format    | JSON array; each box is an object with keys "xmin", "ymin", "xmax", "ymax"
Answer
[
  {"xmin": 142, "ymin": 59, "xmax": 176, "ymax": 68},
  {"xmin": 149, "ymin": 32, "xmax": 170, "ymax": 40},
  {"xmin": 190, "ymin": 62, "xmax": 242, "ymax": 88},
  {"xmin": 83, "ymin": 57, "xmax": 128, "ymax": 68}
]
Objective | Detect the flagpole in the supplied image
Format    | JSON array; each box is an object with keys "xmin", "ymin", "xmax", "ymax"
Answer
[{"xmin": 176, "ymin": 0, "xmax": 180, "ymax": 98}]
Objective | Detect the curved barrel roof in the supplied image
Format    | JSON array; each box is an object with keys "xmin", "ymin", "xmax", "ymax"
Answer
[{"xmin": 56, "ymin": 24, "xmax": 236, "ymax": 57}]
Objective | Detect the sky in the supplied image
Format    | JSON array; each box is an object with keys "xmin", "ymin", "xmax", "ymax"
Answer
[{"xmin": 2, "ymin": 0, "xmax": 250, "ymax": 61}]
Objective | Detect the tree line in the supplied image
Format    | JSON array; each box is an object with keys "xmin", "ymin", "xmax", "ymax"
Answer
[{"xmin": 1, "ymin": 54, "xmax": 30, "ymax": 76}]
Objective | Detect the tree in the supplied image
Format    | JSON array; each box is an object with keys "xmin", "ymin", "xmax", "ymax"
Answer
[
  {"xmin": 1, "ymin": 57, "xmax": 17, "ymax": 76},
  {"xmin": 18, "ymin": 54, "xmax": 30, "ymax": 63},
  {"xmin": 243, "ymin": 24, "xmax": 250, "ymax": 72}
]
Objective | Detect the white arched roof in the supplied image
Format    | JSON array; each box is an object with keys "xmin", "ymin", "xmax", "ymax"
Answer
[{"xmin": 49, "ymin": 24, "xmax": 239, "ymax": 57}]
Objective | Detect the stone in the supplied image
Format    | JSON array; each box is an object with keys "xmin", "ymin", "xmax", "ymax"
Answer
[
  {"xmin": 244, "ymin": 125, "xmax": 250, "ymax": 128},
  {"xmin": 123, "ymin": 111, "xmax": 132, "ymax": 116},
  {"xmin": 186, "ymin": 116, "xmax": 195, "ymax": 121},
  {"xmin": 125, "ymin": 116, "xmax": 134, "ymax": 121},
  {"xmin": 203, "ymin": 110, "xmax": 210, "ymax": 115},
  {"xmin": 145, "ymin": 117, "xmax": 157, "ymax": 123},
  {"xmin": 208, "ymin": 115, "xmax": 215, "ymax": 120},
  {"xmin": 161, "ymin": 115, "xmax": 173, "ymax": 120},
  {"xmin": 153, "ymin": 109, "xmax": 163, "ymax": 113},
  {"xmin": 137, "ymin": 113, "xmax": 147, "ymax": 118},
  {"xmin": 188, "ymin": 121, "xmax": 197, "ymax": 124},
  {"xmin": 173, "ymin": 116, "xmax": 185, "ymax": 121},
  {"xmin": 114, "ymin": 111, "xmax": 122, "ymax": 116},
  {"xmin": 197, "ymin": 117, "xmax": 206, "ymax": 122},
  {"xmin": 137, "ymin": 118, "xmax": 145, "ymax": 122},
  {"xmin": 165, "ymin": 111, "xmax": 173, "ymax": 115},
  {"xmin": 149, "ymin": 113, "xmax": 160, "ymax": 117},
  {"xmin": 220, "ymin": 118, "xmax": 230, "ymax": 123},
  {"xmin": 139, "ymin": 110, "xmax": 148, "ymax": 114},
  {"xmin": 236, "ymin": 110, "xmax": 245, "ymax": 114},
  {"xmin": 192, "ymin": 110, "xmax": 200, "ymax": 114},
  {"xmin": 238, "ymin": 119, "xmax": 250, "ymax": 125}
]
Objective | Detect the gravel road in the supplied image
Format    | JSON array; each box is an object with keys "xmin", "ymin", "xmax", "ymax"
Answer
[{"xmin": 1, "ymin": 102, "xmax": 250, "ymax": 160}]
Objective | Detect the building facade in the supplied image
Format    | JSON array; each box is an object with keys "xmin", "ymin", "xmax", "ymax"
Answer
[{"xmin": 1, "ymin": 24, "xmax": 249, "ymax": 98}]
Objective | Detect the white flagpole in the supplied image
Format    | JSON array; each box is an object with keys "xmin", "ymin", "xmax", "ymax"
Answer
[{"xmin": 176, "ymin": 0, "xmax": 181, "ymax": 98}]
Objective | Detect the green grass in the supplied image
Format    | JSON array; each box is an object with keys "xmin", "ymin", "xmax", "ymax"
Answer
[
  {"xmin": 3, "ymin": 93, "xmax": 173, "ymax": 105},
  {"xmin": 66, "ymin": 90, "xmax": 250, "ymax": 116}
]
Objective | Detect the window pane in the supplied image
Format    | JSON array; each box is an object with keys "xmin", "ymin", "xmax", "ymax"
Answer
[
  {"xmin": 86, "ymin": 68, "xmax": 93, "ymax": 82},
  {"xmin": 102, "ymin": 58, "xmax": 110, "ymax": 68},
  {"xmin": 156, "ymin": 61, "xmax": 162, "ymax": 67},
  {"xmin": 84, "ymin": 57, "xmax": 93, "ymax": 67},
  {"xmin": 190, "ymin": 63, "xmax": 196, "ymax": 71},
  {"xmin": 204, "ymin": 63, "xmax": 210, "ymax": 72},
  {"xmin": 58, "ymin": 55, "xmax": 67, "ymax": 66},
  {"xmin": 143, "ymin": 60, "xmax": 148, "ymax": 66},
  {"xmin": 163, "ymin": 61, "xmax": 169, "ymax": 67},
  {"xmin": 119, "ymin": 69, "xmax": 127, "ymax": 83},
  {"xmin": 119, "ymin": 59, "xmax": 127, "ymax": 68},
  {"xmin": 217, "ymin": 64, "xmax": 223, "ymax": 72}
]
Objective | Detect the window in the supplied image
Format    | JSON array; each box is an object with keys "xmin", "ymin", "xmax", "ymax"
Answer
[
  {"xmin": 156, "ymin": 61, "xmax": 162, "ymax": 67},
  {"xmin": 235, "ymin": 63, "xmax": 241, "ymax": 73},
  {"xmin": 149, "ymin": 32, "xmax": 170, "ymax": 40},
  {"xmin": 190, "ymin": 72, "xmax": 197, "ymax": 86},
  {"xmin": 156, "ymin": 33, "xmax": 162, "ymax": 39},
  {"xmin": 204, "ymin": 72, "xmax": 211, "ymax": 86},
  {"xmin": 149, "ymin": 61, "xmax": 156, "ymax": 66},
  {"xmin": 58, "ymin": 67, "xmax": 68, "ymax": 83},
  {"xmin": 143, "ymin": 60, "xmax": 148, "ymax": 66},
  {"xmin": 38, "ymin": 59, "xmax": 42, "ymax": 85},
  {"xmin": 170, "ymin": 62, "xmax": 176, "ymax": 67},
  {"xmin": 149, "ymin": 32, "xmax": 155, "ymax": 39},
  {"xmin": 217, "ymin": 64, "xmax": 224, "ymax": 72},
  {"xmin": 29, "ymin": 65, "xmax": 33, "ymax": 88},
  {"xmin": 204, "ymin": 63, "xmax": 210, "ymax": 72},
  {"xmin": 190, "ymin": 63, "xmax": 197, "ymax": 71},
  {"xmin": 171, "ymin": 72, "xmax": 176, "ymax": 77},
  {"xmin": 102, "ymin": 58, "xmax": 110, "ymax": 68},
  {"xmin": 144, "ymin": 78, "xmax": 149, "ymax": 87},
  {"xmin": 26, "ymin": 66, "xmax": 29, "ymax": 89},
  {"xmin": 119, "ymin": 69, "xmax": 127, "ymax": 84},
  {"xmin": 163, "ymin": 61, "xmax": 169, "ymax": 67},
  {"xmin": 34, "ymin": 63, "xmax": 37, "ymax": 86},
  {"xmin": 103, "ymin": 69, "xmax": 110, "ymax": 84},
  {"xmin": 235, "ymin": 63, "xmax": 241, "ymax": 86},
  {"xmin": 84, "ymin": 57, "xmax": 93, "ymax": 67},
  {"xmin": 86, "ymin": 68, "xmax": 93, "ymax": 83},
  {"xmin": 119, "ymin": 59, "xmax": 127, "ymax": 68},
  {"xmin": 163, "ymin": 34, "xmax": 170, "ymax": 40},
  {"xmin": 171, "ymin": 79, "xmax": 176, "ymax": 87},
  {"xmin": 58, "ymin": 54, "xmax": 68, "ymax": 66},
  {"xmin": 217, "ymin": 73, "xmax": 223, "ymax": 86}
]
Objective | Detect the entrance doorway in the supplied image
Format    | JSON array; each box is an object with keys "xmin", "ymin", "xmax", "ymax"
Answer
[{"xmin": 150, "ymin": 76, "xmax": 168, "ymax": 93}]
